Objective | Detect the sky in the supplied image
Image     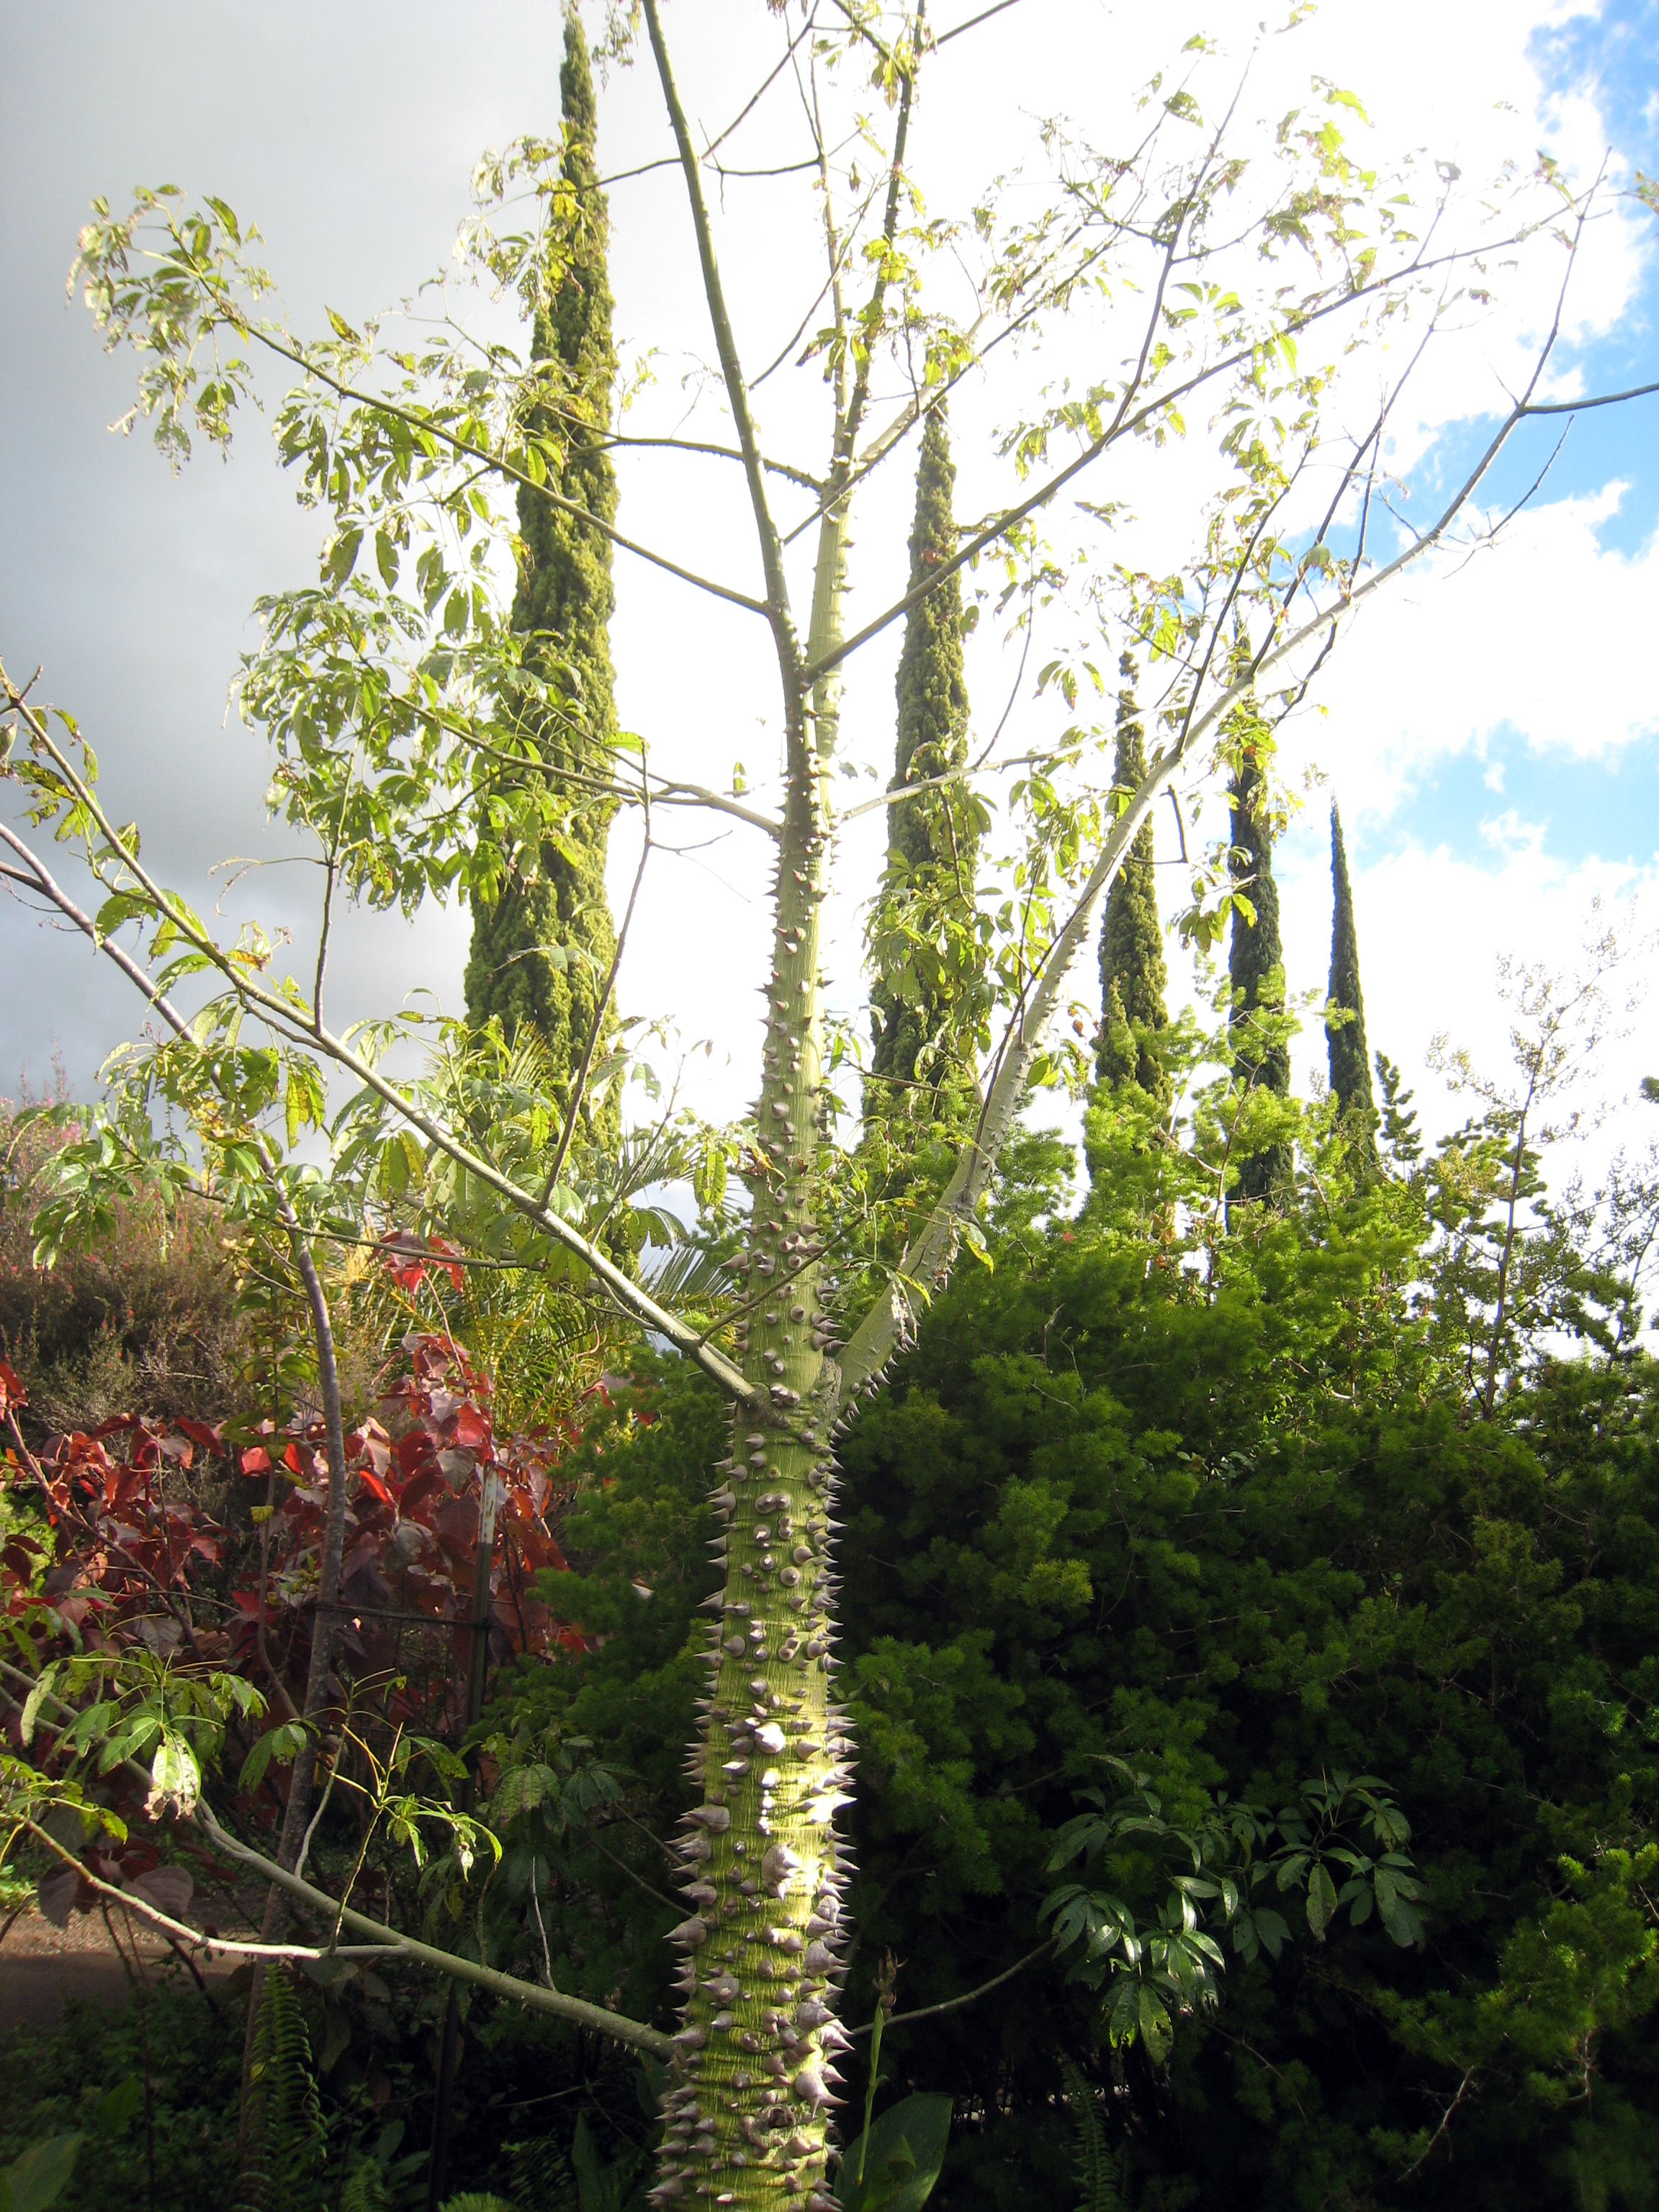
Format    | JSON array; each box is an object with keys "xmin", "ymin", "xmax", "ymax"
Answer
[{"xmin": 2, "ymin": 0, "xmax": 1657, "ymax": 1215}]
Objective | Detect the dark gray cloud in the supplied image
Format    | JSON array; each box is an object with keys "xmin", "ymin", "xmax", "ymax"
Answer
[{"xmin": 1, "ymin": 0, "xmax": 577, "ymax": 1095}]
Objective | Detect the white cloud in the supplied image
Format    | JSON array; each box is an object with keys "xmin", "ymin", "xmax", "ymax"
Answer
[
  {"xmin": 1272, "ymin": 481, "xmax": 1659, "ymax": 832},
  {"xmin": 1277, "ymin": 822, "xmax": 1658, "ymax": 1169}
]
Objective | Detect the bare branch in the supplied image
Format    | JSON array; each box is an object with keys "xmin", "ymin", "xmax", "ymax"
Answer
[
  {"xmin": 803, "ymin": 222, "xmax": 1547, "ymax": 686},
  {"xmin": 848, "ymin": 1938, "xmax": 1053, "ymax": 2036},
  {"xmin": 20, "ymin": 1820, "xmax": 397, "ymax": 1964},
  {"xmin": 595, "ymin": 428, "xmax": 823, "ymax": 493},
  {"xmin": 935, "ymin": 0, "xmax": 1029, "ymax": 42},
  {"xmin": 644, "ymin": 0, "xmax": 797, "ymax": 657}
]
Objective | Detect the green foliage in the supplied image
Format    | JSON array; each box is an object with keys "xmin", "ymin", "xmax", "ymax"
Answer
[
  {"xmin": 465, "ymin": 11, "xmax": 621, "ymax": 1156},
  {"xmin": 0, "ymin": 1984, "xmax": 241, "ymax": 2212},
  {"xmin": 0, "ymin": 2135, "xmax": 81, "ymax": 2212},
  {"xmin": 338, "ymin": 2157, "xmax": 392, "ymax": 2212},
  {"xmin": 1323, "ymin": 801, "xmax": 1377, "ymax": 1172},
  {"xmin": 1058, "ymin": 2058, "xmax": 1126, "ymax": 2212},
  {"xmin": 836, "ymin": 2092, "xmax": 952, "ymax": 2212},
  {"xmin": 1040, "ymin": 1768, "xmax": 1423, "ymax": 2059},
  {"xmin": 868, "ymin": 405, "xmax": 988, "ymax": 1143},
  {"xmin": 1094, "ymin": 659, "xmax": 1169, "ymax": 1102},
  {"xmin": 451, "ymin": 1355, "xmax": 725, "ymax": 2029},
  {"xmin": 1225, "ymin": 678, "xmax": 1290, "ymax": 1206},
  {"xmin": 240, "ymin": 1965, "xmax": 326, "ymax": 2212},
  {"xmin": 806, "ymin": 1113, "xmax": 1659, "ymax": 2210}
]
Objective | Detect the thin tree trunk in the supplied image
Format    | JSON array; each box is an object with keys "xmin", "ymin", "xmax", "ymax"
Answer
[
  {"xmin": 424, "ymin": 1470, "xmax": 502, "ymax": 2210},
  {"xmin": 238, "ymin": 1220, "xmax": 352, "ymax": 2168}
]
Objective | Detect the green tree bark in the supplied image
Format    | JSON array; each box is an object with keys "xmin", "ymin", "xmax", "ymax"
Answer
[
  {"xmin": 464, "ymin": 12, "xmax": 620, "ymax": 1154},
  {"xmin": 1094, "ymin": 653, "xmax": 1169, "ymax": 1100},
  {"xmin": 1325, "ymin": 800, "xmax": 1380, "ymax": 1175},
  {"xmin": 1228, "ymin": 730, "xmax": 1291, "ymax": 1206},
  {"xmin": 866, "ymin": 405, "xmax": 982, "ymax": 1143}
]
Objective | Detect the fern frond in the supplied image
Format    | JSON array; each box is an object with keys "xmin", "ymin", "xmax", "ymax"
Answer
[
  {"xmin": 239, "ymin": 1964, "xmax": 325, "ymax": 2212},
  {"xmin": 340, "ymin": 2156, "xmax": 392, "ymax": 2212},
  {"xmin": 503, "ymin": 2133, "xmax": 579, "ymax": 2211},
  {"xmin": 1060, "ymin": 2056, "xmax": 1127, "ymax": 2212}
]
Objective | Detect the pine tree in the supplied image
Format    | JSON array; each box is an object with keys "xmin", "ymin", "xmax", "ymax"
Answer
[
  {"xmin": 464, "ymin": 12, "xmax": 619, "ymax": 1146},
  {"xmin": 1325, "ymin": 801, "xmax": 1380, "ymax": 1174},
  {"xmin": 1094, "ymin": 654, "xmax": 1169, "ymax": 1100},
  {"xmin": 867, "ymin": 405, "xmax": 982, "ymax": 1139},
  {"xmin": 1228, "ymin": 732, "xmax": 1291, "ymax": 1205}
]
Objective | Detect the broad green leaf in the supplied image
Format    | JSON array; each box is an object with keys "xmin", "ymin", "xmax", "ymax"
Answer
[
  {"xmin": 94, "ymin": 2078, "xmax": 144, "ymax": 2136},
  {"xmin": 837, "ymin": 2094, "xmax": 952, "ymax": 2212},
  {"xmin": 2, "ymin": 2134, "xmax": 84, "ymax": 2212},
  {"xmin": 1305, "ymin": 1862, "xmax": 1338, "ymax": 1941}
]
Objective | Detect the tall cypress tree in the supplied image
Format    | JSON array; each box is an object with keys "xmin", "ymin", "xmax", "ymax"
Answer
[
  {"xmin": 465, "ymin": 12, "xmax": 619, "ymax": 1138},
  {"xmin": 1228, "ymin": 716, "xmax": 1292, "ymax": 1205},
  {"xmin": 867, "ymin": 405, "xmax": 981, "ymax": 1140},
  {"xmin": 1095, "ymin": 652, "xmax": 1169, "ymax": 1099},
  {"xmin": 1326, "ymin": 801, "xmax": 1380, "ymax": 1173}
]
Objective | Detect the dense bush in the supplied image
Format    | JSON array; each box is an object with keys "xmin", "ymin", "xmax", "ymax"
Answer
[{"xmin": 457, "ymin": 1108, "xmax": 1659, "ymax": 2211}]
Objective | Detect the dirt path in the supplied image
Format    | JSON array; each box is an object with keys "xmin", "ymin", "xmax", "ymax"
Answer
[{"xmin": 0, "ymin": 1907, "xmax": 238, "ymax": 2031}]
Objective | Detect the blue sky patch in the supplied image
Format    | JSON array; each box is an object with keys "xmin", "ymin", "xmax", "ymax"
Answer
[{"xmin": 1341, "ymin": 724, "xmax": 1659, "ymax": 873}]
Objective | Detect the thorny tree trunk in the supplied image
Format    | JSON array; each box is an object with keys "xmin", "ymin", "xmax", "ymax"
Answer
[
  {"xmin": 641, "ymin": 9, "xmax": 894, "ymax": 2203},
  {"xmin": 643, "ymin": 328, "xmax": 860, "ymax": 2212}
]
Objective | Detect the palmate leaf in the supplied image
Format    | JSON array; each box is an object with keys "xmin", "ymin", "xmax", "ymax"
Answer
[{"xmin": 489, "ymin": 1761, "xmax": 559, "ymax": 1824}]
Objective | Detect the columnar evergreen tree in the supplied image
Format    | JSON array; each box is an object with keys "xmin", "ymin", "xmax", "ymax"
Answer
[
  {"xmin": 1326, "ymin": 800, "xmax": 1380, "ymax": 1174},
  {"xmin": 1094, "ymin": 654, "xmax": 1169, "ymax": 1100},
  {"xmin": 1228, "ymin": 721, "xmax": 1292, "ymax": 1204},
  {"xmin": 464, "ymin": 12, "xmax": 620, "ymax": 1143},
  {"xmin": 866, "ymin": 405, "xmax": 982, "ymax": 1142}
]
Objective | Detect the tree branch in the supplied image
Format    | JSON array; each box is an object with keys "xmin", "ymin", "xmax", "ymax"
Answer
[
  {"xmin": 802, "ymin": 229, "xmax": 1543, "ymax": 686},
  {"xmin": 848, "ymin": 1938, "xmax": 1053, "ymax": 2036},
  {"xmin": 0, "ymin": 714, "xmax": 764, "ymax": 1411},
  {"xmin": 0, "ymin": 1660, "xmax": 673, "ymax": 2058},
  {"xmin": 227, "ymin": 323, "xmax": 769, "ymax": 619},
  {"xmin": 644, "ymin": 0, "xmax": 797, "ymax": 659}
]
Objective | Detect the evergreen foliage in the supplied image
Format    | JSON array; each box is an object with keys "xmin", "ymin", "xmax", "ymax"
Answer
[
  {"xmin": 868, "ymin": 406, "xmax": 984, "ymax": 1141},
  {"xmin": 1326, "ymin": 801, "xmax": 1380, "ymax": 1173},
  {"xmin": 464, "ymin": 12, "xmax": 621, "ymax": 1154},
  {"xmin": 490, "ymin": 1027, "xmax": 1659, "ymax": 2211},
  {"xmin": 1094, "ymin": 655, "xmax": 1169, "ymax": 1100},
  {"xmin": 1227, "ymin": 714, "xmax": 1291, "ymax": 1203}
]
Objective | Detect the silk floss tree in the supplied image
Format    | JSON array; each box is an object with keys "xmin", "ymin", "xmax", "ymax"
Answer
[{"xmin": 4, "ymin": 9, "xmax": 1652, "ymax": 2208}]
